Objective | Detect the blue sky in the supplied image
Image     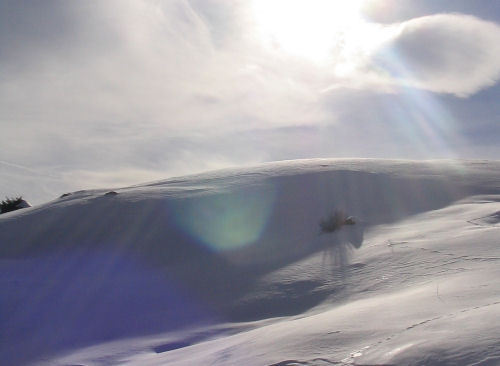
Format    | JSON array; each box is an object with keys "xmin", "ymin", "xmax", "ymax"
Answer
[{"xmin": 1, "ymin": 0, "xmax": 499, "ymax": 204}]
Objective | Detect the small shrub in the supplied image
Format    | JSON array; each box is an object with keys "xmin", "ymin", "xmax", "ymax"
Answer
[
  {"xmin": 319, "ymin": 210, "xmax": 355, "ymax": 233},
  {"xmin": 0, "ymin": 196, "xmax": 25, "ymax": 214}
]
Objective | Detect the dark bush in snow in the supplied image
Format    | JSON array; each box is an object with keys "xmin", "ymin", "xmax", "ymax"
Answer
[
  {"xmin": 0, "ymin": 196, "xmax": 29, "ymax": 214},
  {"xmin": 319, "ymin": 210, "xmax": 355, "ymax": 233}
]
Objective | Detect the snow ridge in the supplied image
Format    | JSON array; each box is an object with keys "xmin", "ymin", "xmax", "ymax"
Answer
[{"xmin": 0, "ymin": 159, "xmax": 499, "ymax": 365}]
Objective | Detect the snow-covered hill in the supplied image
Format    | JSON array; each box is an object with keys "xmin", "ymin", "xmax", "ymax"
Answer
[{"xmin": 1, "ymin": 159, "xmax": 499, "ymax": 365}]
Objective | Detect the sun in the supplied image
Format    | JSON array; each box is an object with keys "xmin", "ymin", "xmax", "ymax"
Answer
[{"xmin": 251, "ymin": 0, "xmax": 367, "ymax": 62}]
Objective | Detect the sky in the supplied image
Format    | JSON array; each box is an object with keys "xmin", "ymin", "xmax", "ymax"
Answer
[{"xmin": 1, "ymin": 0, "xmax": 500, "ymax": 204}]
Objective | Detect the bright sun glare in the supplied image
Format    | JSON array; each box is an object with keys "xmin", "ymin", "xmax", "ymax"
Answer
[{"xmin": 252, "ymin": 0, "xmax": 367, "ymax": 62}]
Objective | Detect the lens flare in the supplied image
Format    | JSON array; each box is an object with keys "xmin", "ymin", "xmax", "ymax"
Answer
[{"xmin": 173, "ymin": 185, "xmax": 276, "ymax": 251}]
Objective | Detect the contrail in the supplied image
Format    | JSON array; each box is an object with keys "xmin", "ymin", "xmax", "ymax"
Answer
[{"xmin": 0, "ymin": 160, "xmax": 59, "ymax": 179}]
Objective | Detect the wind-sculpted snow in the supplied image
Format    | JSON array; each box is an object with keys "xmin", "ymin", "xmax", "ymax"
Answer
[
  {"xmin": 0, "ymin": 159, "xmax": 499, "ymax": 365},
  {"xmin": 1, "ymin": 160, "xmax": 495, "ymax": 261}
]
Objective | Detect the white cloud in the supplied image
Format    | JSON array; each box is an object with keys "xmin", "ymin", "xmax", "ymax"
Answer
[
  {"xmin": 369, "ymin": 14, "xmax": 500, "ymax": 97},
  {"xmin": 0, "ymin": 0, "xmax": 325, "ymax": 133},
  {"xmin": 0, "ymin": 0, "xmax": 328, "ymax": 189}
]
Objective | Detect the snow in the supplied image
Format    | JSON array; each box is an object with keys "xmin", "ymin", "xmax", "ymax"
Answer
[{"xmin": 0, "ymin": 159, "xmax": 499, "ymax": 365}]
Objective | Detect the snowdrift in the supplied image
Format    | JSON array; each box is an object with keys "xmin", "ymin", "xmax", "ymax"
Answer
[{"xmin": 1, "ymin": 159, "xmax": 499, "ymax": 365}]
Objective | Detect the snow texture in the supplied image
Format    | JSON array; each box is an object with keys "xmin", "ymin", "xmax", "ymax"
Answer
[{"xmin": 0, "ymin": 159, "xmax": 499, "ymax": 365}]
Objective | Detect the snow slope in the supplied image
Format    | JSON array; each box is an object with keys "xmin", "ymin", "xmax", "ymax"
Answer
[{"xmin": 1, "ymin": 159, "xmax": 499, "ymax": 365}]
